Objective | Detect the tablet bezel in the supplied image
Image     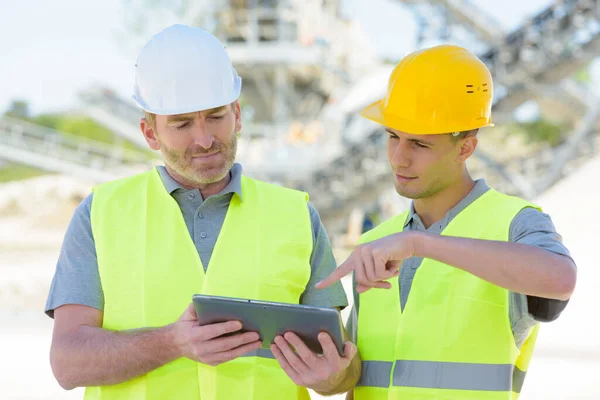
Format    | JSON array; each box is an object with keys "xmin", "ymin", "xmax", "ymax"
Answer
[{"xmin": 192, "ymin": 294, "xmax": 345, "ymax": 356}]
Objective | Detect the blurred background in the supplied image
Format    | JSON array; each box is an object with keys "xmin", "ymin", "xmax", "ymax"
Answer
[{"xmin": 1, "ymin": 0, "xmax": 599, "ymax": 398}]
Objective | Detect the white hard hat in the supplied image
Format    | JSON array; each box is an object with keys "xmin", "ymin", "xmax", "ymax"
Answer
[{"xmin": 132, "ymin": 24, "xmax": 242, "ymax": 115}]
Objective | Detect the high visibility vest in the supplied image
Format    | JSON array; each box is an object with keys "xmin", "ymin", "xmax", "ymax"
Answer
[
  {"xmin": 354, "ymin": 189, "xmax": 540, "ymax": 400},
  {"xmin": 85, "ymin": 169, "xmax": 313, "ymax": 400}
]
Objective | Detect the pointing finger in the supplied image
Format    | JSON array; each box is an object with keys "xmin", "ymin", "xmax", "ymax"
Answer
[{"xmin": 316, "ymin": 259, "xmax": 354, "ymax": 289}]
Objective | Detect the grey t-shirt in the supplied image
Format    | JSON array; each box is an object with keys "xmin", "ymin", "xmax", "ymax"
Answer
[
  {"xmin": 347, "ymin": 179, "xmax": 573, "ymax": 347},
  {"xmin": 45, "ymin": 163, "xmax": 348, "ymax": 318}
]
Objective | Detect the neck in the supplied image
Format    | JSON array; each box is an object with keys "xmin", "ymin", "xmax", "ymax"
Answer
[
  {"xmin": 412, "ymin": 171, "xmax": 475, "ymax": 229},
  {"xmin": 164, "ymin": 165, "xmax": 232, "ymax": 199}
]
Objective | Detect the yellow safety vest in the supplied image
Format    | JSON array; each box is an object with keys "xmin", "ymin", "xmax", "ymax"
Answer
[
  {"xmin": 86, "ymin": 168, "xmax": 313, "ymax": 400},
  {"xmin": 354, "ymin": 189, "xmax": 540, "ymax": 400}
]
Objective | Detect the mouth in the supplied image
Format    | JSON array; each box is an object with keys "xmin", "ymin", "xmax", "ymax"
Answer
[
  {"xmin": 395, "ymin": 173, "xmax": 417, "ymax": 183},
  {"xmin": 192, "ymin": 152, "xmax": 220, "ymax": 160}
]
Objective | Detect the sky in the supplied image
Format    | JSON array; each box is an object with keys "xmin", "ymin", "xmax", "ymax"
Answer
[{"xmin": 0, "ymin": 0, "xmax": 585, "ymax": 116}]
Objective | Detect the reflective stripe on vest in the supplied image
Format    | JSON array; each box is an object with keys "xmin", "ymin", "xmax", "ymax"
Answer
[
  {"xmin": 357, "ymin": 360, "xmax": 527, "ymax": 393},
  {"xmin": 354, "ymin": 189, "xmax": 541, "ymax": 400},
  {"xmin": 86, "ymin": 169, "xmax": 313, "ymax": 400}
]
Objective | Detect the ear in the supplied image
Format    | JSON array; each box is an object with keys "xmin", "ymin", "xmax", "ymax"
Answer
[
  {"xmin": 233, "ymin": 101, "xmax": 242, "ymax": 134},
  {"xmin": 140, "ymin": 118, "xmax": 161, "ymax": 151},
  {"xmin": 456, "ymin": 135, "xmax": 478, "ymax": 162}
]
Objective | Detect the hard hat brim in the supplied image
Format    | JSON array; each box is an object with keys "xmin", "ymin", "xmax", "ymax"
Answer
[
  {"xmin": 361, "ymin": 98, "xmax": 495, "ymax": 134},
  {"xmin": 132, "ymin": 74, "xmax": 242, "ymax": 115},
  {"xmin": 360, "ymin": 99, "xmax": 386, "ymax": 127}
]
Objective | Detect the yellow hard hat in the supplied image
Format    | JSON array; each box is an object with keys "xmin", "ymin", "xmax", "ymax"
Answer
[{"xmin": 361, "ymin": 44, "xmax": 494, "ymax": 135}]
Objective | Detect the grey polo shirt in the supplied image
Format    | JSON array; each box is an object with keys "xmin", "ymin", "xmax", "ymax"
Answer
[
  {"xmin": 347, "ymin": 179, "xmax": 573, "ymax": 347},
  {"xmin": 45, "ymin": 163, "xmax": 348, "ymax": 318}
]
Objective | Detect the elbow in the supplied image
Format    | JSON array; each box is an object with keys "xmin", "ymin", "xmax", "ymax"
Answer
[
  {"xmin": 56, "ymin": 377, "xmax": 77, "ymax": 391},
  {"xmin": 50, "ymin": 347, "xmax": 77, "ymax": 390},
  {"xmin": 51, "ymin": 365, "xmax": 77, "ymax": 391},
  {"xmin": 552, "ymin": 259, "xmax": 577, "ymax": 301},
  {"xmin": 554, "ymin": 286, "xmax": 575, "ymax": 302}
]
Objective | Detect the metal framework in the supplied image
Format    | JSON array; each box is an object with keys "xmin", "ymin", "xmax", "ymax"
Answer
[
  {"xmin": 398, "ymin": 0, "xmax": 505, "ymax": 46},
  {"xmin": 301, "ymin": 0, "xmax": 600, "ymax": 228},
  {"xmin": 0, "ymin": 117, "xmax": 155, "ymax": 182},
  {"xmin": 4, "ymin": 0, "xmax": 600, "ymax": 234},
  {"xmin": 78, "ymin": 87, "xmax": 147, "ymax": 148}
]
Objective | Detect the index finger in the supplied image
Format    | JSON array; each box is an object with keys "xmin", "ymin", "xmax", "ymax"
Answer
[
  {"xmin": 315, "ymin": 259, "xmax": 354, "ymax": 289},
  {"xmin": 283, "ymin": 332, "xmax": 318, "ymax": 365},
  {"xmin": 198, "ymin": 320, "xmax": 243, "ymax": 340},
  {"xmin": 317, "ymin": 332, "xmax": 341, "ymax": 359}
]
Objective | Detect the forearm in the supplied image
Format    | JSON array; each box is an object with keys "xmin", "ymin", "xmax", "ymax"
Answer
[
  {"xmin": 51, "ymin": 324, "xmax": 179, "ymax": 390},
  {"xmin": 416, "ymin": 233, "xmax": 576, "ymax": 300},
  {"xmin": 312, "ymin": 349, "xmax": 362, "ymax": 396}
]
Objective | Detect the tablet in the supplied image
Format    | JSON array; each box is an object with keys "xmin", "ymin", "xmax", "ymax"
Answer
[{"xmin": 192, "ymin": 294, "xmax": 345, "ymax": 356}]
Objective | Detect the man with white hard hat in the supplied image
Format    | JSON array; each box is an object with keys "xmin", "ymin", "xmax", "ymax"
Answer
[{"xmin": 45, "ymin": 24, "xmax": 360, "ymax": 400}]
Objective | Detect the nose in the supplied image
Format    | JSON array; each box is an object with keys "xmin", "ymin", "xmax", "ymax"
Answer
[
  {"xmin": 389, "ymin": 139, "xmax": 411, "ymax": 168},
  {"xmin": 191, "ymin": 122, "xmax": 214, "ymax": 149}
]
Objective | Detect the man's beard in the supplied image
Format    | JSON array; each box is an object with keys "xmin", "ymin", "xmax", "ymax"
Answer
[{"xmin": 162, "ymin": 134, "xmax": 237, "ymax": 185}]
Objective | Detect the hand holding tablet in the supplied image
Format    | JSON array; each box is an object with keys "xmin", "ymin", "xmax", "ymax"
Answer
[{"xmin": 191, "ymin": 294, "xmax": 346, "ymax": 356}]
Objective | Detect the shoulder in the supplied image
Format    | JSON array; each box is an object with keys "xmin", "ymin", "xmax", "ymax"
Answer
[
  {"xmin": 305, "ymin": 202, "xmax": 330, "ymax": 246},
  {"xmin": 512, "ymin": 207, "xmax": 556, "ymax": 228},
  {"xmin": 93, "ymin": 170, "xmax": 155, "ymax": 194},
  {"xmin": 77, "ymin": 192, "xmax": 94, "ymax": 215},
  {"xmin": 484, "ymin": 189, "xmax": 540, "ymax": 213},
  {"xmin": 510, "ymin": 207, "xmax": 565, "ymax": 243},
  {"xmin": 66, "ymin": 192, "xmax": 94, "ymax": 231},
  {"xmin": 62, "ymin": 192, "xmax": 96, "ymax": 249},
  {"xmin": 306, "ymin": 202, "xmax": 321, "ymax": 224}
]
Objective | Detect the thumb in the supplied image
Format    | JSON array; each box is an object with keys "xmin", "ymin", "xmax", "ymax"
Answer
[
  {"xmin": 179, "ymin": 303, "xmax": 198, "ymax": 322},
  {"xmin": 343, "ymin": 341, "xmax": 357, "ymax": 360}
]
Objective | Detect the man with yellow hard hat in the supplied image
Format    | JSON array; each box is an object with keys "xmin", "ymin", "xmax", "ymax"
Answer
[
  {"xmin": 45, "ymin": 24, "xmax": 360, "ymax": 399},
  {"xmin": 318, "ymin": 44, "xmax": 577, "ymax": 399}
]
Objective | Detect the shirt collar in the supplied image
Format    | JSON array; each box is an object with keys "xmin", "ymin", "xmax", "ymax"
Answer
[
  {"xmin": 156, "ymin": 162, "xmax": 244, "ymax": 201},
  {"xmin": 403, "ymin": 179, "xmax": 490, "ymax": 228}
]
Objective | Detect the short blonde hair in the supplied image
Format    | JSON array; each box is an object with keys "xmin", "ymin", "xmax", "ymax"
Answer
[
  {"xmin": 450, "ymin": 128, "xmax": 479, "ymax": 142},
  {"xmin": 144, "ymin": 111, "xmax": 156, "ymax": 128}
]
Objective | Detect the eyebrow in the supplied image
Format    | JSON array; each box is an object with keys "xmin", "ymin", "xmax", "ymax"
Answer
[
  {"xmin": 166, "ymin": 114, "xmax": 196, "ymax": 123},
  {"xmin": 206, "ymin": 106, "xmax": 229, "ymax": 115},
  {"xmin": 385, "ymin": 129, "xmax": 434, "ymax": 146},
  {"xmin": 166, "ymin": 106, "xmax": 229, "ymax": 123}
]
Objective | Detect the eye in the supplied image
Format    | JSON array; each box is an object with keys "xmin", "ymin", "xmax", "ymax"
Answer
[
  {"xmin": 208, "ymin": 115, "xmax": 225, "ymax": 121},
  {"xmin": 387, "ymin": 133, "xmax": 399, "ymax": 140},
  {"xmin": 173, "ymin": 122, "xmax": 190, "ymax": 130},
  {"xmin": 413, "ymin": 142, "xmax": 428, "ymax": 149}
]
